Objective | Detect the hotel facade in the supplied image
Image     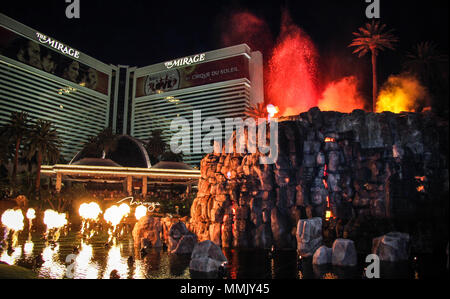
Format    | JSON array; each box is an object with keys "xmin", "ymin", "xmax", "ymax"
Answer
[{"xmin": 0, "ymin": 13, "xmax": 263, "ymax": 166}]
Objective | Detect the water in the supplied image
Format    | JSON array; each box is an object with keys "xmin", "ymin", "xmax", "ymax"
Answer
[{"xmin": 0, "ymin": 224, "xmax": 447, "ymax": 279}]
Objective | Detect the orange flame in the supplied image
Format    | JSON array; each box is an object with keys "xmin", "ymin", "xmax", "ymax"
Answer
[
  {"xmin": 318, "ymin": 76, "xmax": 365, "ymax": 113},
  {"xmin": 267, "ymin": 104, "xmax": 279, "ymax": 119},
  {"xmin": 376, "ymin": 74, "xmax": 430, "ymax": 113},
  {"xmin": 325, "ymin": 137, "xmax": 336, "ymax": 143}
]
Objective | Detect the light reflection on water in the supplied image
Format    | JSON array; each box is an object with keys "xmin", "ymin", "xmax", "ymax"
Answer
[
  {"xmin": 0, "ymin": 224, "xmax": 445, "ymax": 279},
  {"xmin": 0, "ymin": 225, "xmax": 191, "ymax": 279}
]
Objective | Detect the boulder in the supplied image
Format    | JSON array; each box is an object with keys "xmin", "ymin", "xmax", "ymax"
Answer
[
  {"xmin": 313, "ymin": 246, "xmax": 332, "ymax": 265},
  {"xmin": 189, "ymin": 240, "xmax": 227, "ymax": 273},
  {"xmin": 132, "ymin": 215, "xmax": 162, "ymax": 249},
  {"xmin": 172, "ymin": 234, "xmax": 198, "ymax": 255},
  {"xmin": 332, "ymin": 239, "xmax": 357, "ymax": 267},
  {"xmin": 168, "ymin": 221, "xmax": 189, "ymax": 251},
  {"xmin": 372, "ymin": 232, "xmax": 410, "ymax": 262},
  {"xmin": 296, "ymin": 217, "xmax": 323, "ymax": 257}
]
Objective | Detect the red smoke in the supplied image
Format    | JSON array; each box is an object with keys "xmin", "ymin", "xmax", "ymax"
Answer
[
  {"xmin": 220, "ymin": 12, "xmax": 273, "ymax": 57},
  {"xmin": 266, "ymin": 11, "xmax": 319, "ymax": 116},
  {"xmin": 318, "ymin": 76, "xmax": 366, "ymax": 112}
]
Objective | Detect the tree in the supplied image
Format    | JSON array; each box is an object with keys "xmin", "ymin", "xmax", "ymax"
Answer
[
  {"xmin": 349, "ymin": 21, "xmax": 398, "ymax": 112},
  {"xmin": 403, "ymin": 41, "xmax": 448, "ymax": 112},
  {"xmin": 26, "ymin": 119, "xmax": 61, "ymax": 193},
  {"xmin": 244, "ymin": 103, "xmax": 268, "ymax": 120},
  {"xmin": 81, "ymin": 127, "xmax": 118, "ymax": 158},
  {"xmin": 145, "ymin": 130, "xmax": 168, "ymax": 164},
  {"xmin": 4, "ymin": 112, "xmax": 30, "ymax": 182}
]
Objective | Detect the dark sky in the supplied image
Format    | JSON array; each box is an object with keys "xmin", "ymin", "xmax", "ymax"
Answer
[{"xmin": 1, "ymin": 0, "xmax": 448, "ymax": 94}]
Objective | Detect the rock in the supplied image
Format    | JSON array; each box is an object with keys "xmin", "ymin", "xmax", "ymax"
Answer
[
  {"xmin": 296, "ymin": 217, "xmax": 322, "ymax": 257},
  {"xmin": 172, "ymin": 234, "xmax": 198, "ymax": 255},
  {"xmin": 372, "ymin": 232, "xmax": 410, "ymax": 262},
  {"xmin": 332, "ymin": 239, "xmax": 357, "ymax": 267},
  {"xmin": 189, "ymin": 240, "xmax": 227, "ymax": 273},
  {"xmin": 132, "ymin": 216, "xmax": 162, "ymax": 249},
  {"xmin": 312, "ymin": 246, "xmax": 332, "ymax": 265},
  {"xmin": 168, "ymin": 221, "xmax": 189, "ymax": 251}
]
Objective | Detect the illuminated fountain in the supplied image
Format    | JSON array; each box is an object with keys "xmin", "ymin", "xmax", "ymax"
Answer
[
  {"xmin": 79, "ymin": 202, "xmax": 102, "ymax": 240},
  {"xmin": 1, "ymin": 209, "xmax": 25, "ymax": 249},
  {"xmin": 43, "ymin": 209, "xmax": 68, "ymax": 242},
  {"xmin": 104, "ymin": 203, "xmax": 130, "ymax": 243},
  {"xmin": 135, "ymin": 205, "xmax": 147, "ymax": 221}
]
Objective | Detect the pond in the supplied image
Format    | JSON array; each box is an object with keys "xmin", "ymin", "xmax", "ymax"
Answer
[{"xmin": 1, "ymin": 221, "xmax": 446, "ymax": 279}]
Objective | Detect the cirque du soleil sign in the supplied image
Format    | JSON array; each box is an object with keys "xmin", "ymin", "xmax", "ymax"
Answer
[
  {"xmin": 164, "ymin": 53, "xmax": 206, "ymax": 69},
  {"xmin": 36, "ymin": 32, "xmax": 80, "ymax": 59}
]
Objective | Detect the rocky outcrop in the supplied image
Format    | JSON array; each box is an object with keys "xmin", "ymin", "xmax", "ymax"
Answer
[
  {"xmin": 332, "ymin": 239, "xmax": 357, "ymax": 267},
  {"xmin": 313, "ymin": 246, "xmax": 332, "ymax": 265},
  {"xmin": 372, "ymin": 232, "xmax": 410, "ymax": 262},
  {"xmin": 296, "ymin": 218, "xmax": 323, "ymax": 257},
  {"xmin": 172, "ymin": 235, "xmax": 198, "ymax": 255},
  {"xmin": 132, "ymin": 215, "xmax": 162, "ymax": 249},
  {"xmin": 189, "ymin": 240, "xmax": 227, "ymax": 273},
  {"xmin": 189, "ymin": 108, "xmax": 448, "ymax": 250},
  {"xmin": 166, "ymin": 221, "xmax": 198, "ymax": 255}
]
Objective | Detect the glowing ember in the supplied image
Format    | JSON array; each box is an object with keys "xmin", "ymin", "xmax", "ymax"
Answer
[
  {"xmin": 325, "ymin": 137, "xmax": 336, "ymax": 143},
  {"xmin": 267, "ymin": 104, "xmax": 279, "ymax": 119},
  {"xmin": 43, "ymin": 210, "xmax": 67, "ymax": 230},
  {"xmin": 266, "ymin": 10, "xmax": 319, "ymax": 116},
  {"xmin": 415, "ymin": 176, "xmax": 426, "ymax": 182},
  {"xmin": 325, "ymin": 210, "xmax": 332, "ymax": 221},
  {"xmin": 376, "ymin": 74, "xmax": 429, "ymax": 113},
  {"xmin": 135, "ymin": 205, "xmax": 147, "ymax": 221},
  {"xmin": 318, "ymin": 76, "xmax": 365, "ymax": 113},
  {"xmin": 417, "ymin": 186, "xmax": 425, "ymax": 193},
  {"xmin": 1, "ymin": 209, "xmax": 24, "ymax": 231},
  {"xmin": 79, "ymin": 202, "xmax": 102, "ymax": 220}
]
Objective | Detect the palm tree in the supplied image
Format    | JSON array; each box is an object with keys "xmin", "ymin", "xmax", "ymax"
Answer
[
  {"xmin": 94, "ymin": 127, "xmax": 117, "ymax": 158},
  {"xmin": 403, "ymin": 41, "xmax": 448, "ymax": 92},
  {"xmin": 245, "ymin": 103, "xmax": 268, "ymax": 120},
  {"xmin": 145, "ymin": 130, "xmax": 168, "ymax": 164},
  {"xmin": 349, "ymin": 21, "xmax": 398, "ymax": 112},
  {"xmin": 81, "ymin": 127, "xmax": 118, "ymax": 158},
  {"xmin": 4, "ymin": 112, "xmax": 30, "ymax": 182},
  {"xmin": 26, "ymin": 119, "xmax": 61, "ymax": 192}
]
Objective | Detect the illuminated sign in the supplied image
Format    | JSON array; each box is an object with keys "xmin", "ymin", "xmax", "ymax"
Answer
[
  {"xmin": 36, "ymin": 32, "xmax": 80, "ymax": 59},
  {"xmin": 164, "ymin": 53, "xmax": 206, "ymax": 69}
]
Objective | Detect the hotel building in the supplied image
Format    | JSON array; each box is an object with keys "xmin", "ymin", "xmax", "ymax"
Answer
[{"xmin": 0, "ymin": 13, "xmax": 263, "ymax": 166}]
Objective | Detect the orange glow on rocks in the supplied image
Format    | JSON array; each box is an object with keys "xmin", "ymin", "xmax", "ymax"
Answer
[
  {"xmin": 266, "ymin": 11, "xmax": 319, "ymax": 116},
  {"xmin": 318, "ymin": 76, "xmax": 366, "ymax": 113}
]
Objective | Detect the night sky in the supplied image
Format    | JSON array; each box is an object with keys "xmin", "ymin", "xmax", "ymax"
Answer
[{"xmin": 1, "ymin": 0, "xmax": 449, "ymax": 97}]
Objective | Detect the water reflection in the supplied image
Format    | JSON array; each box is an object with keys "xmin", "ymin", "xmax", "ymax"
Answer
[
  {"xmin": 40, "ymin": 243, "xmax": 66, "ymax": 279},
  {"xmin": 0, "ymin": 225, "xmax": 443, "ymax": 279},
  {"xmin": 73, "ymin": 242, "xmax": 99, "ymax": 279},
  {"xmin": 103, "ymin": 244, "xmax": 128, "ymax": 279}
]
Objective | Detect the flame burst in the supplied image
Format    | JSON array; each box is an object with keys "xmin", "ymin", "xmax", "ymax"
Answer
[
  {"xmin": 1, "ymin": 209, "xmax": 24, "ymax": 232},
  {"xmin": 43, "ymin": 210, "xmax": 67, "ymax": 230},
  {"xmin": 79, "ymin": 202, "xmax": 102, "ymax": 220},
  {"xmin": 318, "ymin": 76, "xmax": 366, "ymax": 112},
  {"xmin": 376, "ymin": 74, "xmax": 430, "ymax": 113},
  {"xmin": 266, "ymin": 11, "xmax": 319, "ymax": 116},
  {"xmin": 135, "ymin": 205, "xmax": 147, "ymax": 221}
]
